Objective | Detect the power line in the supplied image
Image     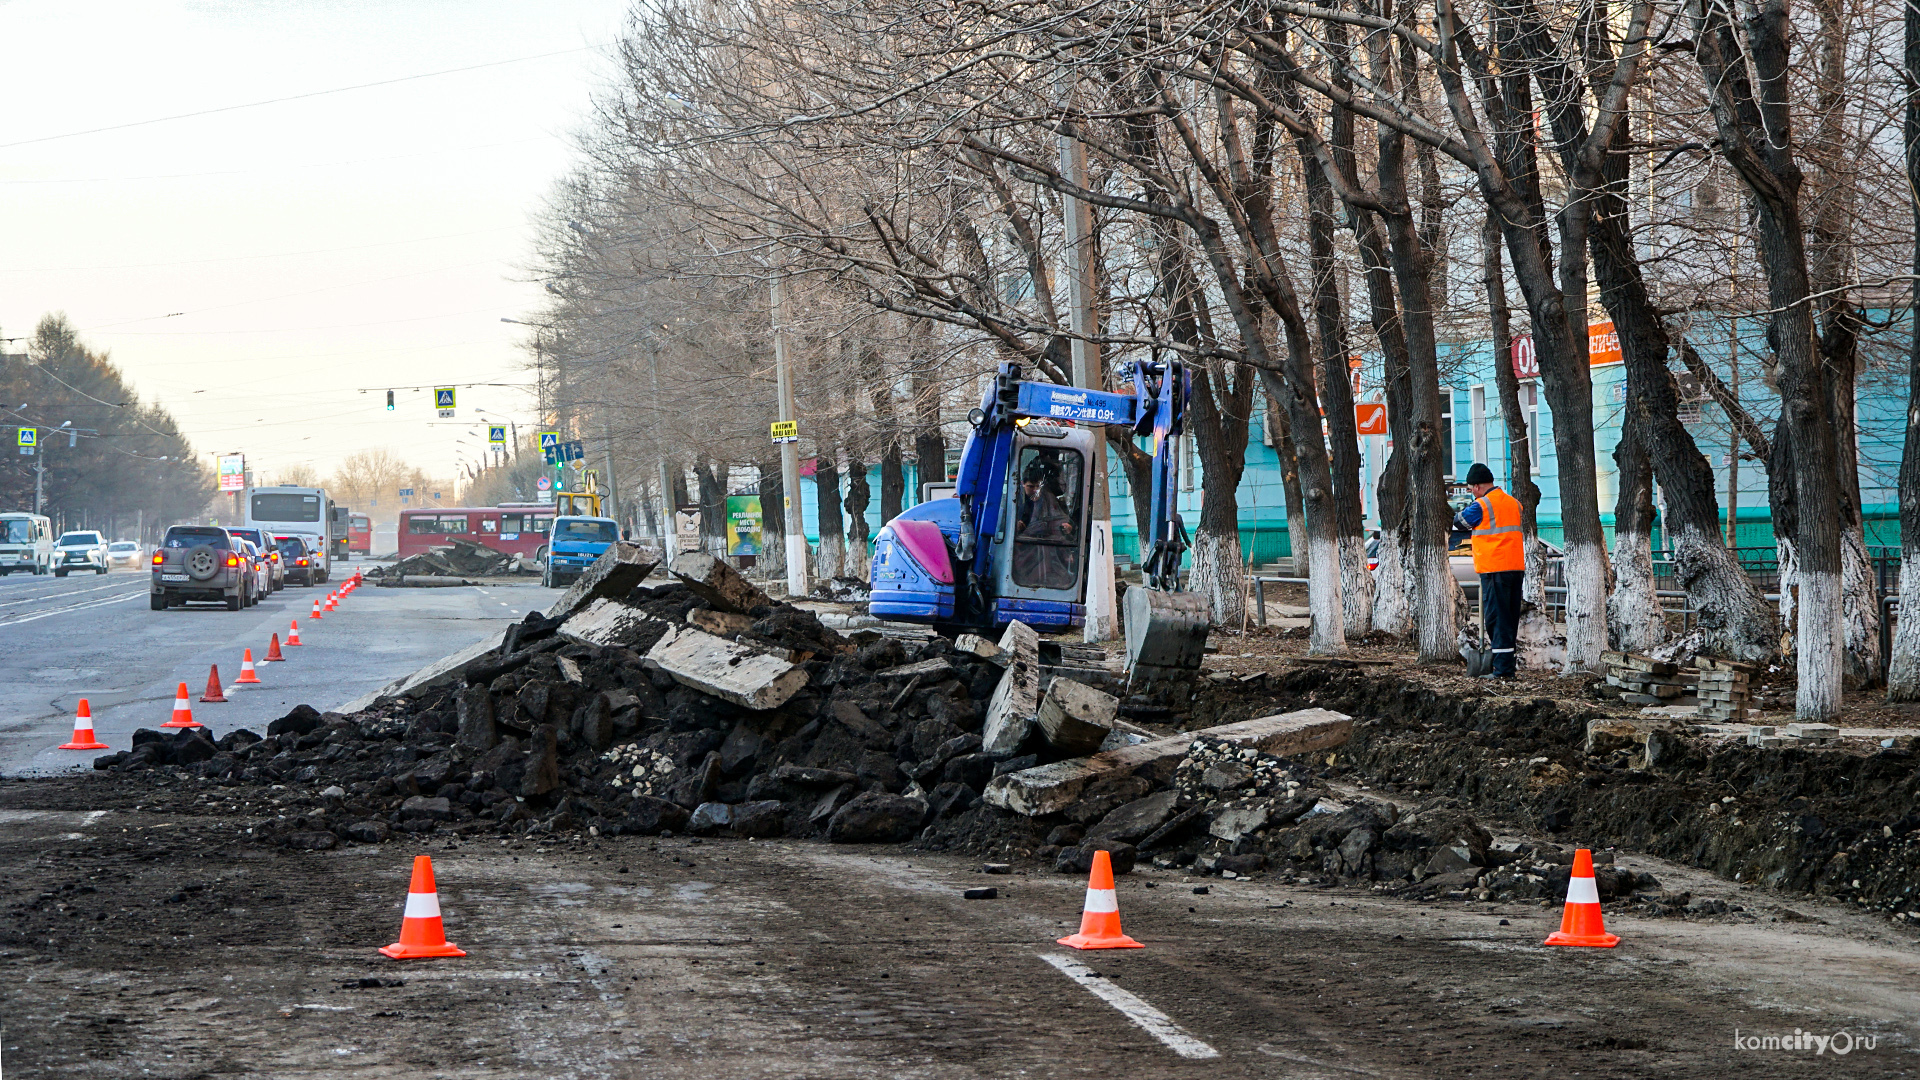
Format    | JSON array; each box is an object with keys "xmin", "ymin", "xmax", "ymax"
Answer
[{"xmin": 0, "ymin": 44, "xmax": 609, "ymax": 151}]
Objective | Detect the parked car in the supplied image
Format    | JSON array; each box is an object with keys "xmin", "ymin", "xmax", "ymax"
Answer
[
  {"xmin": 54, "ymin": 530, "xmax": 109, "ymax": 576},
  {"xmin": 542, "ymin": 516, "xmax": 621, "ymax": 588},
  {"xmin": 106, "ymin": 540, "xmax": 143, "ymax": 568},
  {"xmin": 276, "ymin": 534, "xmax": 321, "ymax": 586},
  {"xmin": 151, "ymin": 525, "xmax": 255, "ymax": 611},
  {"xmin": 228, "ymin": 528, "xmax": 284, "ymax": 593}
]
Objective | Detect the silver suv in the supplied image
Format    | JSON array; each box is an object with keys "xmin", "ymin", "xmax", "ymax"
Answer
[
  {"xmin": 54, "ymin": 531, "xmax": 109, "ymax": 577},
  {"xmin": 151, "ymin": 526, "xmax": 256, "ymax": 611}
]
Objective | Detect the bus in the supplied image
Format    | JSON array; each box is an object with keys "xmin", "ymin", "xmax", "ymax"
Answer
[
  {"xmin": 347, "ymin": 513, "xmax": 371, "ymax": 555},
  {"xmin": 246, "ymin": 486, "xmax": 333, "ymax": 584},
  {"xmin": 397, "ymin": 504, "xmax": 554, "ymax": 561}
]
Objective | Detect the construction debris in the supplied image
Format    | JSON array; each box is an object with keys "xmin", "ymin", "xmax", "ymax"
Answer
[
  {"xmin": 368, "ymin": 537, "xmax": 537, "ymax": 580},
  {"xmin": 1695, "ymin": 657, "xmax": 1755, "ymax": 722}
]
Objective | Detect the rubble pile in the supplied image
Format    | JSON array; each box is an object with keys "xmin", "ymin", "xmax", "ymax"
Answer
[{"xmin": 368, "ymin": 537, "xmax": 535, "ymax": 581}]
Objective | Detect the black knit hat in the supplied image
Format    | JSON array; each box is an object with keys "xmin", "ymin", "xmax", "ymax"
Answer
[{"xmin": 1465, "ymin": 463, "xmax": 1495, "ymax": 485}]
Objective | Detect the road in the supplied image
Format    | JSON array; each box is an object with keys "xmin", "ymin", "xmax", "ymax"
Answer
[
  {"xmin": 0, "ymin": 798, "xmax": 1913, "ymax": 1078},
  {"xmin": 0, "ymin": 561, "xmax": 534, "ymax": 775}
]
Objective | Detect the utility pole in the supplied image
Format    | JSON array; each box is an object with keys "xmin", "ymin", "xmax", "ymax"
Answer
[
  {"xmin": 771, "ymin": 270, "xmax": 810, "ymax": 597},
  {"xmin": 33, "ymin": 452, "xmax": 43, "ymax": 516},
  {"xmin": 649, "ymin": 340, "xmax": 679, "ymax": 560},
  {"xmin": 601, "ymin": 417, "xmax": 621, "ymax": 529},
  {"xmin": 1060, "ymin": 100, "xmax": 1115, "ymax": 641}
]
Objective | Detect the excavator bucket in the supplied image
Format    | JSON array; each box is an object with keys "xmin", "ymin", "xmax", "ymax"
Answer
[{"xmin": 1123, "ymin": 588, "xmax": 1211, "ymax": 684}]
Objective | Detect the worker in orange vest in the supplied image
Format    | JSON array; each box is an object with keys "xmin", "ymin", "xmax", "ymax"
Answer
[{"xmin": 1453, "ymin": 463, "xmax": 1526, "ymax": 678}]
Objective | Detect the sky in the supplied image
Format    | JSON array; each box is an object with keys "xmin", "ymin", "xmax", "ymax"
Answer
[{"xmin": 0, "ymin": 0, "xmax": 630, "ymax": 487}]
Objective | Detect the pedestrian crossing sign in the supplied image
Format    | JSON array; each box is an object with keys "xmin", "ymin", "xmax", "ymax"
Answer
[
  {"xmin": 16, "ymin": 428, "xmax": 35, "ymax": 448},
  {"xmin": 488, "ymin": 425, "xmax": 506, "ymax": 444},
  {"xmin": 539, "ymin": 431, "xmax": 560, "ymax": 451}
]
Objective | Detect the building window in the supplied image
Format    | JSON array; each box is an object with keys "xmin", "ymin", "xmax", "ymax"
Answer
[
  {"xmin": 1440, "ymin": 398, "xmax": 1455, "ymax": 480},
  {"xmin": 1521, "ymin": 382, "xmax": 1541, "ymax": 474}
]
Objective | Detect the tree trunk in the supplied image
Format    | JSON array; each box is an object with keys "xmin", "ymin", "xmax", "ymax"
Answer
[
  {"xmin": 757, "ymin": 459, "xmax": 785, "ymax": 580},
  {"xmin": 1275, "ymin": 409, "xmax": 1309, "ymax": 583},
  {"xmin": 844, "ymin": 453, "xmax": 871, "ymax": 580},
  {"xmin": 1693, "ymin": 0, "xmax": 1845, "ymax": 719},
  {"xmin": 1371, "ymin": 444, "xmax": 1413, "ymax": 637},
  {"xmin": 814, "ymin": 452, "xmax": 844, "ymax": 581},
  {"xmin": 1185, "ymin": 362, "xmax": 1251, "ymax": 624},
  {"xmin": 878, "ymin": 441, "xmax": 904, "ymax": 525},
  {"xmin": 1107, "ymin": 427, "xmax": 1156, "ymax": 564},
  {"xmin": 1886, "ymin": 0, "xmax": 1920, "ymax": 700},
  {"xmin": 1301, "ymin": 138, "xmax": 1371, "ymax": 636},
  {"xmin": 1607, "ymin": 417, "xmax": 1666, "ymax": 653},
  {"xmin": 692, "ymin": 461, "xmax": 727, "ymax": 559}
]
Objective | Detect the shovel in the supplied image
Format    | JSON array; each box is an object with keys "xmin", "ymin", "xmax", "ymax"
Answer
[{"xmin": 1460, "ymin": 585, "xmax": 1494, "ymax": 677}]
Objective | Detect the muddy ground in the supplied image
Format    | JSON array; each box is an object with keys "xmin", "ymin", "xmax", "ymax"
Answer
[{"xmin": 5, "ymin": 770, "xmax": 1920, "ymax": 1076}]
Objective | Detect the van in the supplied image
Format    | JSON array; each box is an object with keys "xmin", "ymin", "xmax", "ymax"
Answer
[{"xmin": 0, "ymin": 513, "xmax": 55, "ymax": 576}]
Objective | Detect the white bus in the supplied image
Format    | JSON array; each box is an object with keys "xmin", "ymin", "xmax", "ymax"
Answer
[{"xmin": 245, "ymin": 486, "xmax": 333, "ymax": 584}]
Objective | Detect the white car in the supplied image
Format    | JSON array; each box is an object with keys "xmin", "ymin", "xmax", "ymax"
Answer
[
  {"xmin": 54, "ymin": 531, "xmax": 109, "ymax": 577},
  {"xmin": 106, "ymin": 540, "xmax": 143, "ymax": 568}
]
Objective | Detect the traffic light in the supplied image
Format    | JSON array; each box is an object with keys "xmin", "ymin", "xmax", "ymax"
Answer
[{"xmin": 385, "ymin": 390, "xmax": 394, "ymax": 411}]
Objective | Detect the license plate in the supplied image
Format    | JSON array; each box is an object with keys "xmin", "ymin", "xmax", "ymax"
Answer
[{"xmin": 160, "ymin": 574, "xmax": 187, "ymax": 582}]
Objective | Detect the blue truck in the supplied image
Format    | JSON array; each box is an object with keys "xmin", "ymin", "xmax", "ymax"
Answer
[{"xmin": 542, "ymin": 516, "xmax": 622, "ymax": 588}]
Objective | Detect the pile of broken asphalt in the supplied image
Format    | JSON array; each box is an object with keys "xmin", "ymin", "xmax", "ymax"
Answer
[{"xmin": 71, "ymin": 544, "xmax": 1920, "ymax": 924}]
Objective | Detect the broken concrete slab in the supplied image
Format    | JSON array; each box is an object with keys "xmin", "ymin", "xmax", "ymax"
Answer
[
  {"xmin": 954, "ymin": 633, "xmax": 1008, "ymax": 665},
  {"xmin": 544, "ymin": 543, "xmax": 659, "ymax": 621},
  {"xmin": 983, "ymin": 708, "xmax": 1353, "ymax": 817},
  {"xmin": 557, "ymin": 598, "xmax": 670, "ymax": 651},
  {"xmin": 646, "ymin": 625, "xmax": 808, "ymax": 711},
  {"xmin": 980, "ymin": 621, "xmax": 1042, "ymax": 758},
  {"xmin": 1207, "ymin": 800, "xmax": 1271, "ymax": 842},
  {"xmin": 876, "ymin": 657, "xmax": 958, "ymax": 682},
  {"xmin": 1035, "ymin": 678, "xmax": 1121, "ymax": 756},
  {"xmin": 670, "ymin": 552, "xmax": 771, "ymax": 614}
]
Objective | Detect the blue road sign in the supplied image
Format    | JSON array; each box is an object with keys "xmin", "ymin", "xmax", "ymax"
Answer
[
  {"xmin": 434, "ymin": 387, "xmax": 456, "ymax": 409},
  {"xmin": 488, "ymin": 425, "xmax": 506, "ymax": 444}
]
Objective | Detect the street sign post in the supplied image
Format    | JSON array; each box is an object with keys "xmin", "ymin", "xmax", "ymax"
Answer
[
  {"xmin": 16, "ymin": 428, "xmax": 35, "ymax": 455},
  {"xmin": 435, "ymin": 387, "xmax": 456, "ymax": 418}
]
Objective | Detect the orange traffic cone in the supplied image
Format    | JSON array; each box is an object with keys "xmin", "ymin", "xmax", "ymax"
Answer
[
  {"xmin": 1544, "ymin": 849, "xmax": 1620, "ymax": 948},
  {"xmin": 310, "ymin": 598, "xmax": 323, "ymax": 620},
  {"xmin": 263, "ymin": 633, "xmax": 286, "ymax": 662},
  {"xmin": 234, "ymin": 649, "xmax": 262, "ymax": 685},
  {"xmin": 59, "ymin": 699, "xmax": 108, "ymax": 750},
  {"xmin": 162, "ymin": 682, "xmax": 203, "ymax": 729},
  {"xmin": 199, "ymin": 665, "xmax": 228, "ymax": 703},
  {"xmin": 380, "ymin": 855, "xmax": 466, "ymax": 960},
  {"xmin": 287, "ymin": 619, "xmax": 303, "ymax": 646},
  {"xmin": 1058, "ymin": 849, "xmax": 1143, "ymax": 950}
]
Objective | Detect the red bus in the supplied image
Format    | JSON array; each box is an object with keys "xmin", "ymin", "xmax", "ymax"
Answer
[
  {"xmin": 397, "ymin": 504, "xmax": 554, "ymax": 560},
  {"xmin": 348, "ymin": 513, "xmax": 371, "ymax": 555}
]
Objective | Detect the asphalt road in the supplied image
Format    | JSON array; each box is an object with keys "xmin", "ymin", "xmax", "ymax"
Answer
[{"xmin": 0, "ymin": 560, "xmax": 536, "ymax": 775}]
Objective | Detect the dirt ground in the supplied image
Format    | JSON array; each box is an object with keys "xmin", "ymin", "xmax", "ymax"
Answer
[{"xmin": 4, "ymin": 771, "xmax": 1919, "ymax": 1078}]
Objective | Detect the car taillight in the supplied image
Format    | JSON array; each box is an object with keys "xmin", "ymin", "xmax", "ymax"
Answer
[
  {"xmin": 151, "ymin": 553, "xmax": 163, "ymax": 565},
  {"xmin": 225, "ymin": 554, "xmax": 239, "ymax": 567},
  {"xmin": 298, "ymin": 558, "xmax": 308, "ymax": 566}
]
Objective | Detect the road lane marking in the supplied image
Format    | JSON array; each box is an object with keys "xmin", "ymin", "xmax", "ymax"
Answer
[
  {"xmin": 1041, "ymin": 953, "xmax": 1220, "ymax": 1060},
  {"xmin": 0, "ymin": 590, "xmax": 145, "ymax": 626}
]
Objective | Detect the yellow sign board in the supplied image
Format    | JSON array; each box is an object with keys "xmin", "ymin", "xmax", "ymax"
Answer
[{"xmin": 770, "ymin": 420, "xmax": 799, "ymax": 444}]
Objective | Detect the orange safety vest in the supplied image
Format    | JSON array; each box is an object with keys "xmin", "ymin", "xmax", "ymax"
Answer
[{"xmin": 1470, "ymin": 487, "xmax": 1526, "ymax": 574}]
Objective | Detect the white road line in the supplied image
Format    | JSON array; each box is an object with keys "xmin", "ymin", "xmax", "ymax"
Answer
[
  {"xmin": 1041, "ymin": 953, "xmax": 1220, "ymax": 1060},
  {"xmin": 0, "ymin": 590, "xmax": 145, "ymax": 626}
]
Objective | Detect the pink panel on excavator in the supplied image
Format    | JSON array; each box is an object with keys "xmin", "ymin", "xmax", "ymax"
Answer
[{"xmin": 891, "ymin": 519, "xmax": 953, "ymax": 583}]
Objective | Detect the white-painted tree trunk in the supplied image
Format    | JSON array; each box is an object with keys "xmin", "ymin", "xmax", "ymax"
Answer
[
  {"xmin": 1517, "ymin": 537, "xmax": 1562, "ymax": 670},
  {"xmin": 1777, "ymin": 538, "xmax": 1799, "ymax": 658},
  {"xmin": 1561, "ymin": 539, "xmax": 1612, "ymax": 673},
  {"xmin": 1339, "ymin": 534, "xmax": 1373, "ymax": 638},
  {"xmin": 1840, "ymin": 527, "xmax": 1882, "ymax": 689},
  {"xmin": 1414, "ymin": 534, "xmax": 1456, "ymax": 664},
  {"xmin": 1798, "ymin": 566, "xmax": 1844, "ymax": 720},
  {"xmin": 1371, "ymin": 527, "xmax": 1411, "ymax": 638},
  {"xmin": 1887, "ymin": 556, "xmax": 1920, "ymax": 698},
  {"xmin": 1188, "ymin": 527, "xmax": 1247, "ymax": 625},
  {"xmin": 1607, "ymin": 525, "xmax": 1667, "ymax": 654},
  {"xmin": 1307, "ymin": 533, "xmax": 1347, "ymax": 655},
  {"xmin": 844, "ymin": 539, "xmax": 869, "ymax": 581},
  {"xmin": 816, "ymin": 537, "xmax": 844, "ymax": 581}
]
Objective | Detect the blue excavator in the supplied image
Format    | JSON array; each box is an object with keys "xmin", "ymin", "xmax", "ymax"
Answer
[{"xmin": 867, "ymin": 361, "xmax": 1210, "ymax": 682}]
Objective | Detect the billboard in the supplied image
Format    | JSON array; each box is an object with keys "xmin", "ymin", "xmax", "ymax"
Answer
[
  {"xmin": 726, "ymin": 495, "xmax": 762, "ymax": 556},
  {"xmin": 218, "ymin": 454, "xmax": 247, "ymax": 493}
]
